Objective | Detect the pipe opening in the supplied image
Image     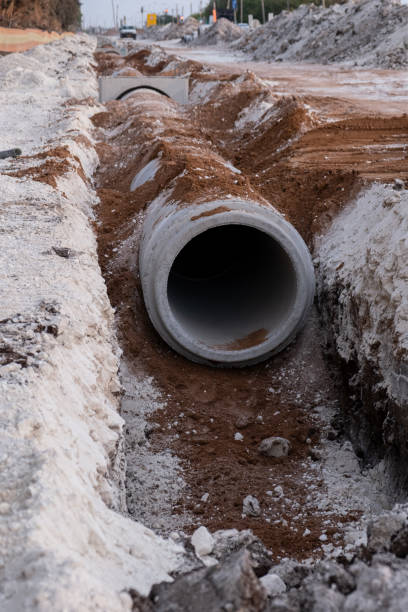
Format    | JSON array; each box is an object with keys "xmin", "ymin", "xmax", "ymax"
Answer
[
  {"xmin": 167, "ymin": 224, "xmax": 297, "ymax": 351},
  {"xmin": 118, "ymin": 86, "xmax": 169, "ymax": 100}
]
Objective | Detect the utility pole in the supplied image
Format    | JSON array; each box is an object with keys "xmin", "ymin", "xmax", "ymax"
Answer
[
  {"xmin": 240, "ymin": 0, "xmax": 243, "ymax": 23},
  {"xmin": 261, "ymin": 0, "xmax": 265, "ymax": 24},
  {"xmin": 286, "ymin": 0, "xmax": 289, "ymax": 11},
  {"xmin": 322, "ymin": 0, "xmax": 326, "ymax": 7},
  {"xmin": 111, "ymin": 0, "xmax": 116, "ymax": 28}
]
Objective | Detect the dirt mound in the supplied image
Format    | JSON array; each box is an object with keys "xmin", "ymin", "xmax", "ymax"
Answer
[
  {"xmin": 143, "ymin": 16, "xmax": 198, "ymax": 41},
  {"xmin": 0, "ymin": 0, "xmax": 81, "ymax": 31},
  {"xmin": 193, "ymin": 18, "xmax": 243, "ymax": 46},
  {"xmin": 236, "ymin": 0, "xmax": 408, "ymax": 69}
]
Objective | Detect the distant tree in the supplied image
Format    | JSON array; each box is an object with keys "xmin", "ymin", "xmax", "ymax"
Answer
[
  {"xmin": 53, "ymin": 0, "xmax": 82, "ymax": 30},
  {"xmin": 0, "ymin": 0, "xmax": 82, "ymax": 30}
]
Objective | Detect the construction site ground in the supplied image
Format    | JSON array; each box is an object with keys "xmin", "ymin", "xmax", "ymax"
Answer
[{"xmin": 94, "ymin": 40, "xmax": 408, "ymax": 563}]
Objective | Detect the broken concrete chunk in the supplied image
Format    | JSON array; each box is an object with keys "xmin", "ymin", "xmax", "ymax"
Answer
[
  {"xmin": 243, "ymin": 495, "xmax": 261, "ymax": 517},
  {"xmin": 258, "ymin": 437, "xmax": 291, "ymax": 458},
  {"xmin": 260, "ymin": 573, "xmax": 286, "ymax": 598},
  {"xmin": 212, "ymin": 529, "xmax": 273, "ymax": 574},
  {"xmin": 151, "ymin": 550, "xmax": 267, "ymax": 612},
  {"xmin": 191, "ymin": 525, "xmax": 215, "ymax": 557}
]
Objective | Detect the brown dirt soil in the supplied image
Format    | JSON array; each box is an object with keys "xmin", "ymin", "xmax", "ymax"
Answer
[{"xmin": 4, "ymin": 145, "xmax": 87, "ymax": 188}]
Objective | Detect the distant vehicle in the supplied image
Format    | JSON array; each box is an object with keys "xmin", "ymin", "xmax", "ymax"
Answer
[
  {"xmin": 181, "ymin": 33, "xmax": 194, "ymax": 44},
  {"xmin": 237, "ymin": 23, "xmax": 249, "ymax": 29},
  {"xmin": 119, "ymin": 26, "xmax": 136, "ymax": 39}
]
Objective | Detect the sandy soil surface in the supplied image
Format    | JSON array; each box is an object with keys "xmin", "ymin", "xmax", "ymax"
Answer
[
  {"xmin": 93, "ymin": 43, "xmax": 407, "ymax": 563},
  {"xmin": 137, "ymin": 39, "xmax": 408, "ymax": 116}
]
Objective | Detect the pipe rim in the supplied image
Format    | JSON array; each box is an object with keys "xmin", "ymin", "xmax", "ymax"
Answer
[{"xmin": 142, "ymin": 199, "xmax": 315, "ymax": 366}]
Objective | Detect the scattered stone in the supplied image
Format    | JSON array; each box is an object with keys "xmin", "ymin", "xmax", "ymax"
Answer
[
  {"xmin": 308, "ymin": 448, "xmax": 321, "ymax": 461},
  {"xmin": 234, "ymin": 431, "xmax": 244, "ymax": 441},
  {"xmin": 52, "ymin": 246, "xmax": 75, "ymax": 258},
  {"xmin": 258, "ymin": 437, "xmax": 291, "ymax": 458},
  {"xmin": 191, "ymin": 526, "xmax": 215, "ymax": 557},
  {"xmin": 201, "ymin": 492, "xmax": 209, "ymax": 503},
  {"xmin": 393, "ymin": 178, "xmax": 405, "ymax": 190},
  {"xmin": 260, "ymin": 573, "xmax": 286, "ymax": 597},
  {"xmin": 235, "ymin": 414, "xmax": 252, "ymax": 429},
  {"xmin": 243, "ymin": 495, "xmax": 261, "ymax": 517},
  {"xmin": 274, "ymin": 485, "xmax": 284, "ymax": 497}
]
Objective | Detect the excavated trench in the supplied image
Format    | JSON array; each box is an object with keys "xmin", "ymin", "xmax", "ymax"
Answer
[{"xmin": 93, "ymin": 45, "xmax": 408, "ymax": 564}]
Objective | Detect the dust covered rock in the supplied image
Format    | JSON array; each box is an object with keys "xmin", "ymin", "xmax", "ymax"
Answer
[
  {"xmin": 258, "ymin": 437, "xmax": 291, "ymax": 458},
  {"xmin": 150, "ymin": 550, "xmax": 267, "ymax": 612}
]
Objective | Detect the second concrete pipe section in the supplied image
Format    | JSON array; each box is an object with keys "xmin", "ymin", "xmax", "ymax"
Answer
[
  {"xmin": 140, "ymin": 196, "xmax": 315, "ymax": 367},
  {"xmin": 124, "ymin": 89, "xmax": 315, "ymax": 366}
]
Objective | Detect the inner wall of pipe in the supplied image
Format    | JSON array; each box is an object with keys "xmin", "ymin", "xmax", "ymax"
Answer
[{"xmin": 167, "ymin": 225, "xmax": 297, "ymax": 349}]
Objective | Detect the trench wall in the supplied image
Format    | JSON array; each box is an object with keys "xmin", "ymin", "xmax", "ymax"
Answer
[
  {"xmin": 315, "ymin": 183, "xmax": 408, "ymax": 491},
  {"xmin": 0, "ymin": 26, "xmax": 71, "ymax": 53},
  {"xmin": 0, "ymin": 34, "xmax": 181, "ymax": 611}
]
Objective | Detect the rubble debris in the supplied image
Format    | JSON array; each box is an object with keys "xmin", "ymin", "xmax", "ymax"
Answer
[{"xmin": 150, "ymin": 550, "xmax": 267, "ymax": 612}]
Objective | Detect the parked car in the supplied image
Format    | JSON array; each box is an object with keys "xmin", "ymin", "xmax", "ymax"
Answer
[{"xmin": 120, "ymin": 26, "xmax": 137, "ymax": 39}]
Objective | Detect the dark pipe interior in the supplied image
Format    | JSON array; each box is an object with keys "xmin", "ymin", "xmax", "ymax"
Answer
[{"xmin": 167, "ymin": 225, "xmax": 297, "ymax": 349}]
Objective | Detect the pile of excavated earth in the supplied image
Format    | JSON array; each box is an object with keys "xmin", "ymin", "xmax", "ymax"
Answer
[
  {"xmin": 1, "ymin": 2, "xmax": 408, "ymax": 609},
  {"xmin": 191, "ymin": 18, "xmax": 243, "ymax": 46},
  {"xmin": 193, "ymin": 0, "xmax": 408, "ymax": 69},
  {"xmin": 141, "ymin": 16, "xmax": 199, "ymax": 41}
]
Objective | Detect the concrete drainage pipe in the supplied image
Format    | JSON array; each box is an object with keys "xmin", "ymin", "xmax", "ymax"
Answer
[{"xmin": 139, "ymin": 197, "xmax": 315, "ymax": 367}]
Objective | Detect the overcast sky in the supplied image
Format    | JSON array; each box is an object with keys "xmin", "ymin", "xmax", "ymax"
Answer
[{"xmin": 81, "ymin": 0, "xmax": 202, "ymax": 28}]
